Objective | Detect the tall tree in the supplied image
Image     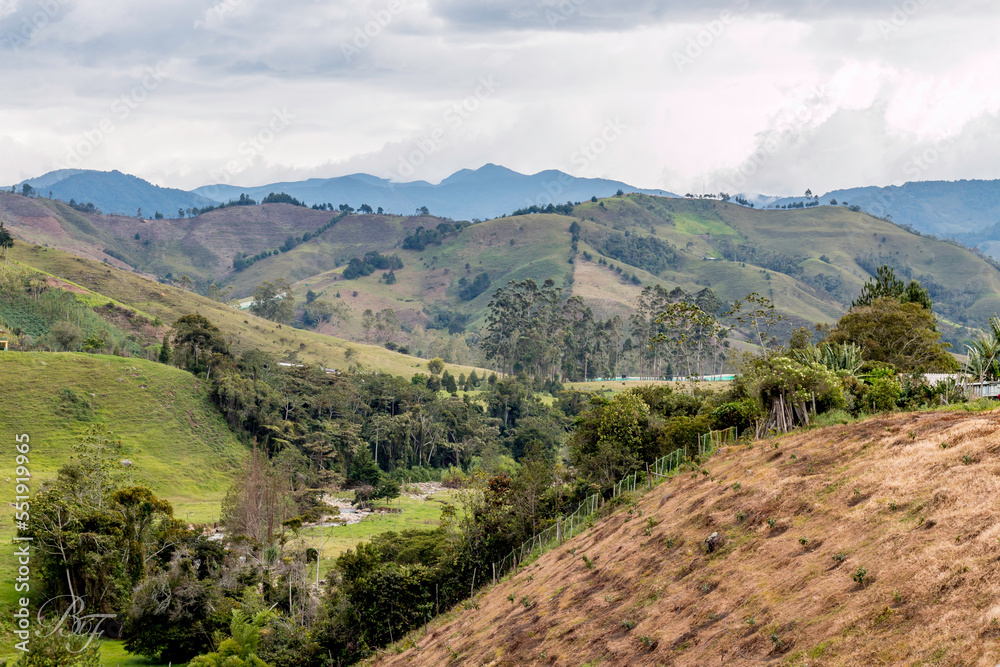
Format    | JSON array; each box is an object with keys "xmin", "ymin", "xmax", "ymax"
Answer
[
  {"xmin": 171, "ymin": 313, "xmax": 230, "ymax": 375},
  {"xmin": 827, "ymin": 298, "xmax": 957, "ymax": 372},
  {"xmin": 652, "ymin": 301, "xmax": 726, "ymax": 388},
  {"xmin": 0, "ymin": 220, "xmax": 13, "ymax": 261},
  {"xmin": 727, "ymin": 292, "xmax": 784, "ymax": 358},
  {"xmin": 250, "ymin": 278, "xmax": 295, "ymax": 323}
]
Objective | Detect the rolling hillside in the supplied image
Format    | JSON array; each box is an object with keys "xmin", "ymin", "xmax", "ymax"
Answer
[
  {"xmin": 6, "ymin": 240, "xmax": 487, "ymax": 378},
  {"xmin": 274, "ymin": 195, "xmax": 1000, "ymax": 347},
  {"xmin": 372, "ymin": 407, "xmax": 1000, "ymax": 666},
  {"xmin": 5, "ymin": 189, "xmax": 1000, "ymax": 352},
  {"xmin": 0, "ymin": 352, "xmax": 248, "ymax": 646}
]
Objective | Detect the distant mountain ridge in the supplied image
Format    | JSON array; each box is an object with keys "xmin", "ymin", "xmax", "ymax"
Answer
[
  {"xmin": 741, "ymin": 179, "xmax": 1000, "ymax": 237},
  {"xmin": 13, "ymin": 167, "xmax": 1000, "ymax": 255},
  {"xmin": 18, "ymin": 169, "xmax": 217, "ymax": 217},
  {"xmin": 192, "ymin": 163, "xmax": 677, "ymax": 220},
  {"xmin": 822, "ymin": 180, "xmax": 1000, "ymax": 238},
  {"xmin": 13, "ymin": 164, "xmax": 675, "ymax": 221}
]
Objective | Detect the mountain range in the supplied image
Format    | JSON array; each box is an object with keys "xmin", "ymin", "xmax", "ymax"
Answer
[
  {"xmin": 16, "ymin": 164, "xmax": 676, "ymax": 222},
  {"xmin": 12, "ymin": 167, "xmax": 1000, "ymax": 258},
  {"xmin": 3, "ymin": 187, "xmax": 997, "ymax": 355}
]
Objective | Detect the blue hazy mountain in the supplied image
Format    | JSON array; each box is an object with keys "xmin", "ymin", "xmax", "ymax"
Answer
[
  {"xmin": 192, "ymin": 164, "xmax": 677, "ymax": 220},
  {"xmin": 18, "ymin": 169, "xmax": 217, "ymax": 217},
  {"xmin": 15, "ymin": 164, "xmax": 674, "ymax": 221},
  {"xmin": 17, "ymin": 167, "xmax": 1000, "ymax": 245},
  {"xmin": 822, "ymin": 180, "xmax": 1000, "ymax": 237},
  {"xmin": 745, "ymin": 180, "xmax": 1000, "ymax": 238}
]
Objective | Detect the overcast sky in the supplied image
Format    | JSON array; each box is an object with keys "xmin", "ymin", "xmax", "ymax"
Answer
[{"xmin": 1, "ymin": 0, "xmax": 998, "ymax": 195}]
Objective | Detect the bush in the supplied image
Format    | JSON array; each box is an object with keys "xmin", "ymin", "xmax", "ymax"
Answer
[
  {"xmin": 441, "ymin": 466, "xmax": 468, "ymax": 488},
  {"xmin": 388, "ymin": 466, "xmax": 441, "ymax": 483},
  {"xmin": 9, "ymin": 626, "xmax": 100, "ymax": 666},
  {"xmin": 49, "ymin": 320, "xmax": 84, "ymax": 350},
  {"xmin": 55, "ymin": 387, "xmax": 96, "ymax": 421},
  {"xmin": 867, "ymin": 377, "xmax": 902, "ymax": 413},
  {"xmin": 711, "ymin": 399, "xmax": 760, "ymax": 432}
]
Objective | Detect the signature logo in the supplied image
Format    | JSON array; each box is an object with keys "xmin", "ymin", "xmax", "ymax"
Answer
[{"xmin": 36, "ymin": 596, "xmax": 116, "ymax": 652}]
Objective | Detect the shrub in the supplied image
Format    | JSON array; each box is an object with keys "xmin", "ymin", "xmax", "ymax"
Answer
[
  {"xmin": 8, "ymin": 626, "xmax": 100, "ymax": 666},
  {"xmin": 49, "ymin": 320, "xmax": 84, "ymax": 350},
  {"xmin": 868, "ymin": 376, "xmax": 902, "ymax": 412},
  {"xmin": 440, "ymin": 466, "xmax": 468, "ymax": 488},
  {"xmin": 711, "ymin": 398, "xmax": 760, "ymax": 432}
]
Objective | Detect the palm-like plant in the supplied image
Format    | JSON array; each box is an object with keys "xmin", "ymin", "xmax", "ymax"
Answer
[
  {"xmin": 790, "ymin": 342, "xmax": 864, "ymax": 375},
  {"xmin": 965, "ymin": 317, "xmax": 1000, "ymax": 382}
]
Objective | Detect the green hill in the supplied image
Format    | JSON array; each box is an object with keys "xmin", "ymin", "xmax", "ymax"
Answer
[
  {"xmin": 6, "ymin": 190, "xmax": 999, "ymax": 352},
  {"xmin": 0, "ymin": 352, "xmax": 248, "ymax": 657},
  {"xmin": 6, "ymin": 241, "xmax": 487, "ymax": 378},
  {"xmin": 271, "ymin": 196, "xmax": 999, "ymax": 349}
]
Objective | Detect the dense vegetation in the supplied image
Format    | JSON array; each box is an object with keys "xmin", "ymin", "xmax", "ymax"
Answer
[
  {"xmin": 715, "ymin": 238, "xmax": 803, "ymax": 277},
  {"xmin": 457, "ymin": 271, "xmax": 491, "ymax": 301},
  {"xmin": 233, "ymin": 212, "xmax": 348, "ymax": 271},
  {"xmin": 342, "ymin": 251, "xmax": 404, "ymax": 280},
  {"xmin": 594, "ymin": 231, "xmax": 676, "ymax": 275},
  {"xmin": 5, "ymin": 227, "xmax": 978, "ymax": 667},
  {"xmin": 401, "ymin": 221, "xmax": 470, "ymax": 251}
]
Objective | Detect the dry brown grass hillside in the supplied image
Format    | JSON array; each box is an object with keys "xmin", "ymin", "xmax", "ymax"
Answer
[{"xmin": 373, "ymin": 408, "xmax": 1000, "ymax": 667}]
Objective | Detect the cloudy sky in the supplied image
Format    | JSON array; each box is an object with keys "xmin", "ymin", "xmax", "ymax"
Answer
[{"xmin": 1, "ymin": 0, "xmax": 998, "ymax": 195}]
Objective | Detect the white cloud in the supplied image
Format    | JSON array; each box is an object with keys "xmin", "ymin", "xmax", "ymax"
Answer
[{"xmin": 1, "ymin": 0, "xmax": 999, "ymax": 195}]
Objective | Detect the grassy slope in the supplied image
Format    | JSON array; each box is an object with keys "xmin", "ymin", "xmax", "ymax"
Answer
[
  {"xmin": 286, "ymin": 213, "xmax": 575, "ymax": 336},
  {"xmin": 373, "ymin": 407, "xmax": 1000, "ymax": 666},
  {"xmin": 8, "ymin": 190, "xmax": 999, "ymax": 347},
  {"xmin": 574, "ymin": 195, "xmax": 1000, "ymax": 338},
  {"xmin": 223, "ymin": 213, "xmax": 436, "ymax": 296},
  {"xmin": 270, "ymin": 195, "xmax": 1000, "ymax": 342},
  {"xmin": 7, "ymin": 242, "xmax": 485, "ymax": 379},
  {"xmin": 0, "ymin": 353, "xmax": 247, "ymax": 660}
]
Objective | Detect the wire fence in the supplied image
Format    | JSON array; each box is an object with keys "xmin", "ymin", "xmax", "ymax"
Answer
[
  {"xmin": 698, "ymin": 425, "xmax": 738, "ymax": 458},
  {"xmin": 490, "ymin": 427, "xmax": 740, "ymax": 583}
]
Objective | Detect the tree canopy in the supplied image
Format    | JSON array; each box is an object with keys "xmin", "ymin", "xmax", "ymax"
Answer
[
  {"xmin": 827, "ymin": 298, "xmax": 957, "ymax": 372},
  {"xmin": 250, "ymin": 279, "xmax": 295, "ymax": 324}
]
